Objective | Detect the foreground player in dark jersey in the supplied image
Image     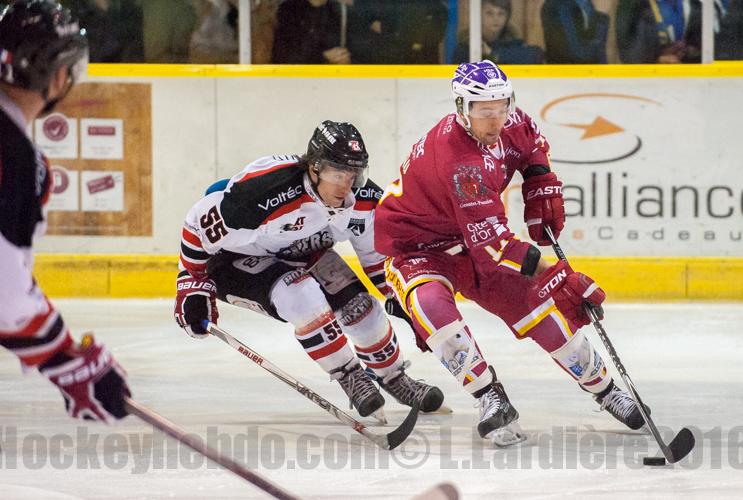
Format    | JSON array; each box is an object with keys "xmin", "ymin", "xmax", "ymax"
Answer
[
  {"xmin": 0, "ymin": 0, "xmax": 129, "ymax": 423},
  {"xmin": 174, "ymin": 120, "xmax": 444, "ymax": 420},
  {"xmin": 375, "ymin": 61, "xmax": 647, "ymax": 444}
]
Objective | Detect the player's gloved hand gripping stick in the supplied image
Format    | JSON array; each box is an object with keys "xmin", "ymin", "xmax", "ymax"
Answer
[{"xmin": 543, "ymin": 226, "xmax": 695, "ymax": 464}]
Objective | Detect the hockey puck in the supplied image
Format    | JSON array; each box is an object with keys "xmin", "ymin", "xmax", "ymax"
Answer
[{"xmin": 643, "ymin": 456, "xmax": 667, "ymax": 466}]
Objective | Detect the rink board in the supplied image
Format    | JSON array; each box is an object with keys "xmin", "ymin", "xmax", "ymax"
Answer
[
  {"xmin": 34, "ymin": 254, "xmax": 743, "ymax": 301},
  {"xmin": 34, "ymin": 62, "xmax": 743, "ymax": 259},
  {"xmin": 32, "ymin": 63, "xmax": 743, "ymax": 300}
]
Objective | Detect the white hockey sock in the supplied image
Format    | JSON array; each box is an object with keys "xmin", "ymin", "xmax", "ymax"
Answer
[
  {"xmin": 336, "ymin": 293, "xmax": 403, "ymax": 378},
  {"xmin": 549, "ymin": 330, "xmax": 611, "ymax": 394},
  {"xmin": 272, "ymin": 272, "xmax": 355, "ymax": 373},
  {"xmin": 293, "ymin": 310, "xmax": 356, "ymax": 372}
]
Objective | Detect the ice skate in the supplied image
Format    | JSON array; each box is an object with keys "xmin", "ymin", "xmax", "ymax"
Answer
[
  {"xmin": 331, "ymin": 359, "xmax": 387, "ymax": 423},
  {"xmin": 377, "ymin": 361, "xmax": 446, "ymax": 413},
  {"xmin": 476, "ymin": 368, "xmax": 525, "ymax": 447},
  {"xmin": 594, "ymin": 381, "xmax": 650, "ymax": 430}
]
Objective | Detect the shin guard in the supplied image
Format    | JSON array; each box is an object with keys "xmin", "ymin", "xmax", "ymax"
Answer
[{"xmin": 549, "ymin": 330, "xmax": 610, "ymax": 394}]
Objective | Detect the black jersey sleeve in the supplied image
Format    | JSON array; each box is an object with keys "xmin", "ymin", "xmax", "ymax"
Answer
[{"xmin": 0, "ymin": 109, "xmax": 48, "ymax": 248}]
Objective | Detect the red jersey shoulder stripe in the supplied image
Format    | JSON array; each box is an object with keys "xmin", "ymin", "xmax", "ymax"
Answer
[
  {"xmin": 353, "ymin": 200, "xmax": 377, "ymax": 212},
  {"xmin": 236, "ymin": 162, "xmax": 296, "ymax": 184},
  {"xmin": 261, "ymin": 193, "xmax": 314, "ymax": 225}
]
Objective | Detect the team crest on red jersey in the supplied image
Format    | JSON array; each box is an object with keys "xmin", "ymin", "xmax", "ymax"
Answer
[
  {"xmin": 453, "ymin": 165, "xmax": 487, "ymax": 201},
  {"xmin": 348, "ymin": 140, "xmax": 361, "ymax": 152}
]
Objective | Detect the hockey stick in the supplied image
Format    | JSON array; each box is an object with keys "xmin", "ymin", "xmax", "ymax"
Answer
[
  {"xmin": 123, "ymin": 397, "xmax": 299, "ymax": 500},
  {"xmin": 204, "ymin": 321, "xmax": 420, "ymax": 450},
  {"xmin": 543, "ymin": 226, "xmax": 695, "ymax": 463}
]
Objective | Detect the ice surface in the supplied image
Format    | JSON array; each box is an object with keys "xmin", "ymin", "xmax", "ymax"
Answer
[{"xmin": 2, "ymin": 299, "xmax": 742, "ymax": 499}]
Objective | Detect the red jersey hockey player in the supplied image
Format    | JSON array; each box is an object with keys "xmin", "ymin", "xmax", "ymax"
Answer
[
  {"xmin": 375, "ymin": 61, "xmax": 648, "ymax": 443},
  {"xmin": 0, "ymin": 1, "xmax": 129, "ymax": 423},
  {"xmin": 174, "ymin": 120, "xmax": 443, "ymax": 420}
]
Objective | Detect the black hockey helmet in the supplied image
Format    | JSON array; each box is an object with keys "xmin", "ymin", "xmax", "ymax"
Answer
[
  {"xmin": 306, "ymin": 120, "xmax": 369, "ymax": 188},
  {"xmin": 0, "ymin": 0, "xmax": 88, "ymax": 92}
]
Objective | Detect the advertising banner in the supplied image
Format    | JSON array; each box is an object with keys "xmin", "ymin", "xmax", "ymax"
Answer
[{"xmin": 34, "ymin": 83, "xmax": 152, "ymax": 236}]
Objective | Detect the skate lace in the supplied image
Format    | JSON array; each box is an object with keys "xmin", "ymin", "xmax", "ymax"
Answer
[
  {"xmin": 475, "ymin": 389, "xmax": 502, "ymax": 420},
  {"xmin": 331, "ymin": 363, "xmax": 378, "ymax": 410},
  {"xmin": 599, "ymin": 387, "xmax": 636, "ymax": 420},
  {"xmin": 382, "ymin": 361, "xmax": 429, "ymax": 405}
]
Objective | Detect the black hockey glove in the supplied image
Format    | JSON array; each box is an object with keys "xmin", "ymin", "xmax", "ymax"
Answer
[{"xmin": 385, "ymin": 297, "xmax": 414, "ymax": 330}]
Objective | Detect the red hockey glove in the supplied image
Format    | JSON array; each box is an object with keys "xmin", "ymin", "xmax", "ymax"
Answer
[
  {"xmin": 41, "ymin": 334, "xmax": 130, "ymax": 423},
  {"xmin": 530, "ymin": 261, "xmax": 605, "ymax": 327},
  {"xmin": 522, "ymin": 172, "xmax": 565, "ymax": 246},
  {"xmin": 174, "ymin": 272, "xmax": 219, "ymax": 339}
]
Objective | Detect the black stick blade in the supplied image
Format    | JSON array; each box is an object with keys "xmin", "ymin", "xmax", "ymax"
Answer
[
  {"xmin": 385, "ymin": 403, "xmax": 420, "ymax": 450},
  {"xmin": 668, "ymin": 427, "xmax": 695, "ymax": 463}
]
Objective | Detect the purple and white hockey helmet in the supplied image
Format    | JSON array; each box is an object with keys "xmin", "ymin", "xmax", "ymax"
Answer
[{"xmin": 452, "ymin": 60, "xmax": 514, "ymax": 117}]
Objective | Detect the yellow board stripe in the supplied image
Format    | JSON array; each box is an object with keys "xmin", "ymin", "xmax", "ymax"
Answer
[
  {"xmin": 88, "ymin": 62, "xmax": 743, "ymax": 80},
  {"xmin": 33, "ymin": 254, "xmax": 743, "ymax": 300}
]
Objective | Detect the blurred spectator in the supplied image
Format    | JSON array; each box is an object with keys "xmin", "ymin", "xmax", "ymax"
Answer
[
  {"xmin": 251, "ymin": 0, "xmax": 281, "ymax": 63},
  {"xmin": 616, "ymin": 0, "xmax": 729, "ymax": 63},
  {"xmin": 717, "ymin": 0, "xmax": 742, "ymax": 59},
  {"xmin": 453, "ymin": 0, "xmax": 543, "ymax": 64},
  {"xmin": 190, "ymin": 0, "xmax": 239, "ymax": 63},
  {"xmin": 348, "ymin": 0, "xmax": 448, "ymax": 64},
  {"xmin": 272, "ymin": 0, "xmax": 350, "ymax": 64},
  {"xmin": 541, "ymin": 0, "xmax": 608, "ymax": 63},
  {"xmin": 66, "ymin": 0, "xmax": 144, "ymax": 62},
  {"xmin": 143, "ymin": 0, "xmax": 199, "ymax": 63}
]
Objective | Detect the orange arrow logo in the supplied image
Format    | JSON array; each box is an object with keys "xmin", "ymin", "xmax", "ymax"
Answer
[
  {"xmin": 564, "ymin": 115, "xmax": 625, "ymax": 139},
  {"xmin": 540, "ymin": 93, "xmax": 660, "ymax": 141}
]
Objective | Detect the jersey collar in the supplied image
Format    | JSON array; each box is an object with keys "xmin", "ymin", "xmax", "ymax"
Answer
[{"xmin": 0, "ymin": 87, "xmax": 30, "ymax": 136}]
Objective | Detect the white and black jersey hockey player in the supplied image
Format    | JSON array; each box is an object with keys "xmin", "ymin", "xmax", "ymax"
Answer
[
  {"xmin": 174, "ymin": 120, "xmax": 444, "ymax": 418},
  {"xmin": 0, "ymin": 1, "xmax": 129, "ymax": 423}
]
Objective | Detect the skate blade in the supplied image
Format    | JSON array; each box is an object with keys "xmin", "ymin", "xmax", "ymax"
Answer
[
  {"xmin": 421, "ymin": 405, "xmax": 453, "ymax": 415},
  {"xmin": 487, "ymin": 420, "xmax": 526, "ymax": 447},
  {"xmin": 371, "ymin": 407, "xmax": 388, "ymax": 425}
]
